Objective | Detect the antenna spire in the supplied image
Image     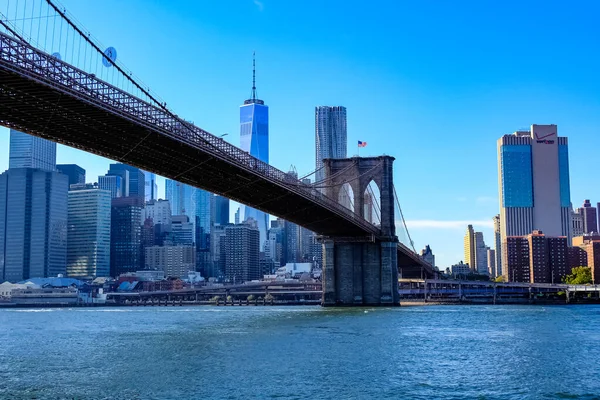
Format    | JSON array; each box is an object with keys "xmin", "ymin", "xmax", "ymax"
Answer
[
  {"xmin": 251, "ymin": 51, "xmax": 257, "ymax": 101},
  {"xmin": 243, "ymin": 51, "xmax": 264, "ymax": 105}
]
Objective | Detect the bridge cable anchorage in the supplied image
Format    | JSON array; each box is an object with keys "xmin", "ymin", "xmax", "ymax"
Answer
[{"xmin": 393, "ymin": 185, "xmax": 417, "ymax": 253}]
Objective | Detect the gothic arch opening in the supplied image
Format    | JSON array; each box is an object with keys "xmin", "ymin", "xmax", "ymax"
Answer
[
  {"xmin": 338, "ymin": 182, "xmax": 355, "ymax": 213},
  {"xmin": 363, "ymin": 179, "xmax": 381, "ymax": 226}
]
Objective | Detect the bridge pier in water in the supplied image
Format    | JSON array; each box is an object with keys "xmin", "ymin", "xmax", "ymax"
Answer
[
  {"xmin": 321, "ymin": 156, "xmax": 400, "ymax": 306},
  {"xmin": 322, "ymin": 239, "xmax": 399, "ymax": 306}
]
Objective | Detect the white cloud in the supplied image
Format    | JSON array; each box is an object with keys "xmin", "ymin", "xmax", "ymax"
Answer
[
  {"xmin": 253, "ymin": 0, "xmax": 264, "ymax": 11},
  {"xmin": 475, "ymin": 196, "xmax": 497, "ymax": 204},
  {"xmin": 404, "ymin": 220, "xmax": 494, "ymax": 229}
]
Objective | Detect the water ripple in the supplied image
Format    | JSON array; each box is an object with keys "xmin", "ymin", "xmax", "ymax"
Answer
[{"xmin": 1, "ymin": 305, "xmax": 600, "ymax": 399}]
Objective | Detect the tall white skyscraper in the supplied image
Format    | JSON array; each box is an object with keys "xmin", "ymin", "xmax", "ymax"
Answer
[
  {"xmin": 497, "ymin": 124, "xmax": 571, "ymax": 275},
  {"xmin": 9, "ymin": 129, "xmax": 56, "ymax": 171},
  {"xmin": 315, "ymin": 106, "xmax": 347, "ymax": 183},
  {"xmin": 67, "ymin": 184, "xmax": 111, "ymax": 279}
]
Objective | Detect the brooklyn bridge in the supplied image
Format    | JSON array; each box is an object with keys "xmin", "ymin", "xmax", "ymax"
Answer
[{"xmin": 0, "ymin": 0, "xmax": 434, "ymax": 306}]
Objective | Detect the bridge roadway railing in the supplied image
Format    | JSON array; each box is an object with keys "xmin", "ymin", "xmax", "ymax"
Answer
[{"xmin": 0, "ymin": 32, "xmax": 379, "ymax": 236}]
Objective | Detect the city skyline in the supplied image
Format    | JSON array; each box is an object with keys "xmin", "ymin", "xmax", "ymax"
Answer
[
  {"xmin": 2, "ymin": 2, "xmax": 600, "ymax": 397},
  {"xmin": 0, "ymin": 0, "xmax": 599, "ymax": 268}
]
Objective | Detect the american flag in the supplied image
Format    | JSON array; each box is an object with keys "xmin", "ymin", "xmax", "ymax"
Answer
[{"xmin": 358, "ymin": 141, "xmax": 367, "ymax": 148}]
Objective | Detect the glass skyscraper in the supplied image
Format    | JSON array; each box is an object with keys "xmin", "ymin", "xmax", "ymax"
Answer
[
  {"xmin": 315, "ymin": 106, "xmax": 347, "ymax": 183},
  {"xmin": 57, "ymin": 164, "xmax": 86, "ymax": 187},
  {"xmin": 141, "ymin": 170, "xmax": 158, "ymax": 202},
  {"xmin": 67, "ymin": 184, "xmax": 111, "ymax": 279},
  {"xmin": 497, "ymin": 124, "xmax": 571, "ymax": 278},
  {"xmin": 0, "ymin": 130, "xmax": 67, "ymax": 282},
  {"xmin": 0, "ymin": 169, "xmax": 68, "ymax": 281},
  {"xmin": 213, "ymin": 195, "xmax": 230, "ymax": 226},
  {"xmin": 107, "ymin": 164, "xmax": 145, "ymax": 203},
  {"xmin": 165, "ymin": 179, "xmax": 211, "ymax": 244},
  {"xmin": 110, "ymin": 197, "xmax": 143, "ymax": 277},
  {"xmin": 98, "ymin": 175, "xmax": 123, "ymax": 198},
  {"xmin": 9, "ymin": 129, "xmax": 56, "ymax": 171},
  {"xmin": 240, "ymin": 54, "xmax": 269, "ymax": 249}
]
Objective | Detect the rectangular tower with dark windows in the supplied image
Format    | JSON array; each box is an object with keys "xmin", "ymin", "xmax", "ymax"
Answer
[
  {"xmin": 221, "ymin": 223, "xmax": 260, "ymax": 283},
  {"xmin": 107, "ymin": 163, "xmax": 145, "ymax": 203},
  {"xmin": 57, "ymin": 164, "xmax": 85, "ymax": 187},
  {"xmin": 110, "ymin": 197, "xmax": 143, "ymax": 277},
  {"xmin": 0, "ymin": 169, "xmax": 68, "ymax": 281}
]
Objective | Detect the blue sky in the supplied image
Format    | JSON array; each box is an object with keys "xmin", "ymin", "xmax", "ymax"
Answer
[{"xmin": 1, "ymin": 0, "xmax": 599, "ymax": 268}]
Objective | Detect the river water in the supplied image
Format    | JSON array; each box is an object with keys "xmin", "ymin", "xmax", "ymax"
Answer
[{"xmin": 1, "ymin": 305, "xmax": 600, "ymax": 399}]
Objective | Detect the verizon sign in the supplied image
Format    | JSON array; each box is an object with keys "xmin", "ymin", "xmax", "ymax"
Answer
[{"xmin": 534, "ymin": 131, "xmax": 556, "ymax": 144}]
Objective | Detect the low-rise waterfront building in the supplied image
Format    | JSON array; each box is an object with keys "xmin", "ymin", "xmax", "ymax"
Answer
[
  {"xmin": 505, "ymin": 231, "xmax": 569, "ymax": 283},
  {"xmin": 145, "ymin": 246, "xmax": 196, "ymax": 279},
  {"xmin": 572, "ymin": 235, "xmax": 600, "ymax": 284},
  {"xmin": 450, "ymin": 261, "xmax": 470, "ymax": 277}
]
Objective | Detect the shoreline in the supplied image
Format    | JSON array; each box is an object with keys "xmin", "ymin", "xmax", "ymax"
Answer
[{"xmin": 3, "ymin": 299, "xmax": 600, "ymax": 309}]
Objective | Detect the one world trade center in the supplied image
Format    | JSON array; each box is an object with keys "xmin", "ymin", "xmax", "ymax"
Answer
[{"xmin": 240, "ymin": 53, "xmax": 269, "ymax": 250}]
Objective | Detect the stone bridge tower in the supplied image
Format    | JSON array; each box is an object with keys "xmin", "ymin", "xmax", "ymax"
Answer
[{"xmin": 321, "ymin": 156, "xmax": 399, "ymax": 306}]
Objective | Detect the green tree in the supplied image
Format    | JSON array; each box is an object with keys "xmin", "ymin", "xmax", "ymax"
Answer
[
  {"xmin": 563, "ymin": 266, "xmax": 592, "ymax": 285},
  {"xmin": 494, "ymin": 276, "xmax": 505, "ymax": 283},
  {"xmin": 265, "ymin": 293, "xmax": 274, "ymax": 304}
]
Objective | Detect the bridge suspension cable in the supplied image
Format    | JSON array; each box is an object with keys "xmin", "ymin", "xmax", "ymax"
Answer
[
  {"xmin": 307, "ymin": 162, "xmax": 383, "ymax": 190},
  {"xmin": 393, "ymin": 184, "xmax": 416, "ymax": 253}
]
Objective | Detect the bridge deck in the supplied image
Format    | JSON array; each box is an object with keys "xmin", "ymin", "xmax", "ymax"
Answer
[{"xmin": 0, "ymin": 32, "xmax": 376, "ymax": 237}]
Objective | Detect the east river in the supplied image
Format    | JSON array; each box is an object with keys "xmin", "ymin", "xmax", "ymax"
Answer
[{"xmin": 2, "ymin": 305, "xmax": 600, "ymax": 399}]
